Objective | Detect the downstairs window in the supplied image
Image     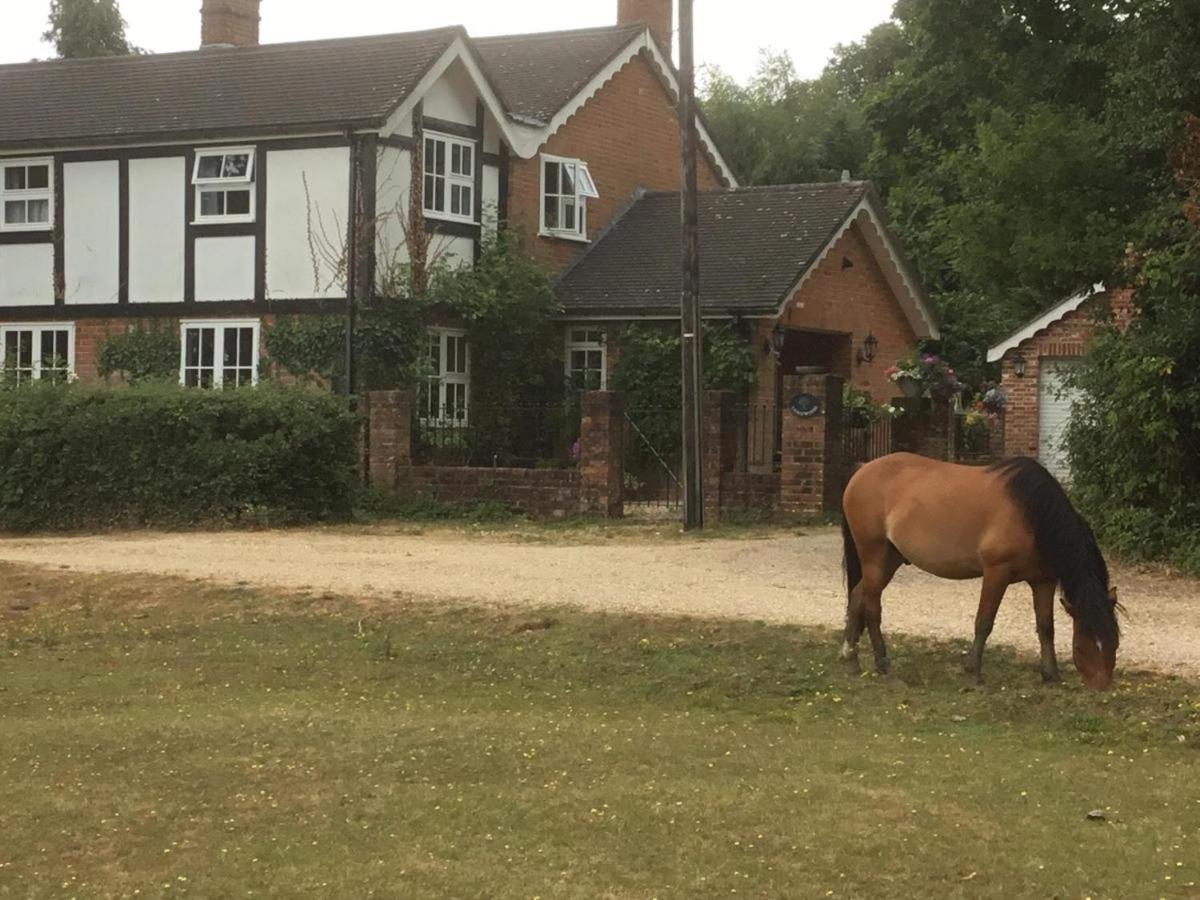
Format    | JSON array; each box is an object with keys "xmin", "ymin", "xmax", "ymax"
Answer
[
  {"xmin": 180, "ymin": 319, "xmax": 259, "ymax": 388},
  {"xmin": 0, "ymin": 324, "xmax": 73, "ymax": 384},
  {"xmin": 420, "ymin": 328, "xmax": 470, "ymax": 423}
]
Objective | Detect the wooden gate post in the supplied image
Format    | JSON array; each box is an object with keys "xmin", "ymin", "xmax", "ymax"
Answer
[{"xmin": 779, "ymin": 374, "xmax": 844, "ymax": 515}]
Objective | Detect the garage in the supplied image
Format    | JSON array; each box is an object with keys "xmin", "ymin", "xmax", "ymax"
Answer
[
  {"xmin": 986, "ymin": 286, "xmax": 1133, "ymax": 476},
  {"xmin": 1037, "ymin": 358, "xmax": 1081, "ymax": 481}
]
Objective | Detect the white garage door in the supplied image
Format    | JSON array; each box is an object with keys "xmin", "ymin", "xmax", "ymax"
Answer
[{"xmin": 1038, "ymin": 358, "xmax": 1082, "ymax": 482}]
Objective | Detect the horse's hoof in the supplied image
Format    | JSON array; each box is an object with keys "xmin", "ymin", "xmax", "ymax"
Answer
[
  {"xmin": 842, "ymin": 655, "xmax": 862, "ymax": 676},
  {"xmin": 874, "ymin": 657, "xmax": 891, "ymax": 677},
  {"xmin": 1041, "ymin": 671, "xmax": 1062, "ymax": 684}
]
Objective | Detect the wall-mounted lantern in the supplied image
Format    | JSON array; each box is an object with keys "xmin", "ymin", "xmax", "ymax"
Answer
[
  {"xmin": 856, "ymin": 331, "xmax": 879, "ymax": 365},
  {"xmin": 1012, "ymin": 352, "xmax": 1027, "ymax": 378},
  {"xmin": 766, "ymin": 323, "xmax": 787, "ymax": 360}
]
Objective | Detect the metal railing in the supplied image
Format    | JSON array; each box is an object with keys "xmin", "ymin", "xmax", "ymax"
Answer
[{"xmin": 413, "ymin": 399, "xmax": 581, "ymax": 469}]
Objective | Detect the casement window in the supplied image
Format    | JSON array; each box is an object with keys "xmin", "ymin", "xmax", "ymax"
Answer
[
  {"xmin": 179, "ymin": 319, "xmax": 259, "ymax": 389},
  {"xmin": 565, "ymin": 328, "xmax": 606, "ymax": 390},
  {"xmin": 0, "ymin": 324, "xmax": 73, "ymax": 384},
  {"xmin": 0, "ymin": 158, "xmax": 53, "ymax": 232},
  {"xmin": 420, "ymin": 328, "xmax": 470, "ymax": 423},
  {"xmin": 192, "ymin": 147, "xmax": 256, "ymax": 223},
  {"xmin": 422, "ymin": 132, "xmax": 476, "ymax": 223},
  {"xmin": 541, "ymin": 155, "xmax": 599, "ymax": 241}
]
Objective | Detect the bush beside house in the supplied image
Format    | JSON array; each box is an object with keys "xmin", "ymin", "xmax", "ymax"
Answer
[{"xmin": 0, "ymin": 383, "xmax": 358, "ymax": 531}]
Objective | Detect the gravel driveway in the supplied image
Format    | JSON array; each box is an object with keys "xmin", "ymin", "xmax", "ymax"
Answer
[{"xmin": 2, "ymin": 527, "xmax": 1197, "ymax": 678}]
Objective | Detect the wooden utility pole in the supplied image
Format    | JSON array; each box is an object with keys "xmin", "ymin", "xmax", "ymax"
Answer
[
  {"xmin": 344, "ymin": 131, "xmax": 359, "ymax": 397},
  {"xmin": 678, "ymin": 0, "xmax": 705, "ymax": 529}
]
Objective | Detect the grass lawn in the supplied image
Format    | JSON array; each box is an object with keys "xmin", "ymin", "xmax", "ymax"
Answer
[{"xmin": 1, "ymin": 563, "xmax": 1198, "ymax": 898}]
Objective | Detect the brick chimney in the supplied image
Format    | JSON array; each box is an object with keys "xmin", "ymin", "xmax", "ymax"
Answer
[
  {"xmin": 618, "ymin": 0, "xmax": 672, "ymax": 57},
  {"xmin": 201, "ymin": 0, "xmax": 261, "ymax": 48}
]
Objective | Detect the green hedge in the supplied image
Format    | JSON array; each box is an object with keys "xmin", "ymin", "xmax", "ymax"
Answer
[{"xmin": 0, "ymin": 383, "xmax": 359, "ymax": 531}]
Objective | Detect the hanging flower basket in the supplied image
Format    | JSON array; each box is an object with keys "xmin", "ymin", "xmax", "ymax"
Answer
[{"xmin": 896, "ymin": 375, "xmax": 923, "ymax": 398}]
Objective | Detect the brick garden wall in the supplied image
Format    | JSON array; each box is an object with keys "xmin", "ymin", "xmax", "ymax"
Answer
[
  {"xmin": 366, "ymin": 389, "xmax": 623, "ymax": 519},
  {"xmin": 394, "ymin": 466, "xmax": 581, "ymax": 518}
]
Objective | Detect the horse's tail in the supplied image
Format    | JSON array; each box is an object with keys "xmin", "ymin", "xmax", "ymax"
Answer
[
  {"xmin": 990, "ymin": 457, "xmax": 1119, "ymax": 646},
  {"xmin": 842, "ymin": 513, "xmax": 862, "ymax": 607}
]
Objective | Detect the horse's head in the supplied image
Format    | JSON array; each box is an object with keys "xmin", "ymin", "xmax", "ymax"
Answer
[{"xmin": 1067, "ymin": 584, "xmax": 1120, "ymax": 691}]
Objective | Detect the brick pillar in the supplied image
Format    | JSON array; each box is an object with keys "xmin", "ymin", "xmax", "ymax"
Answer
[
  {"xmin": 366, "ymin": 390, "xmax": 413, "ymax": 489},
  {"xmin": 779, "ymin": 374, "xmax": 844, "ymax": 515},
  {"xmin": 893, "ymin": 397, "xmax": 956, "ymax": 460},
  {"xmin": 579, "ymin": 391, "xmax": 624, "ymax": 518},
  {"xmin": 702, "ymin": 390, "xmax": 736, "ymax": 524}
]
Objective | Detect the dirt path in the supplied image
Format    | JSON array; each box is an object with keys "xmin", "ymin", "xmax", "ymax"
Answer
[{"xmin": 2, "ymin": 527, "xmax": 1198, "ymax": 678}]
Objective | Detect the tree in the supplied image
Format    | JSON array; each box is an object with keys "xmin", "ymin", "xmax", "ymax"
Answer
[
  {"xmin": 701, "ymin": 51, "xmax": 872, "ymax": 186},
  {"xmin": 44, "ymin": 0, "xmax": 137, "ymax": 59}
]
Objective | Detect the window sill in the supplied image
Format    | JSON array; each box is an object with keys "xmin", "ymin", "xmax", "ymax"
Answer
[
  {"xmin": 539, "ymin": 228, "xmax": 590, "ymax": 244},
  {"xmin": 424, "ymin": 211, "xmax": 480, "ymax": 227},
  {"xmin": 192, "ymin": 217, "xmax": 256, "ymax": 227},
  {"xmin": 0, "ymin": 223, "xmax": 53, "ymax": 234}
]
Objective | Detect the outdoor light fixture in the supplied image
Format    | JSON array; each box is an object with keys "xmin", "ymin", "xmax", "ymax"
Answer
[
  {"xmin": 842, "ymin": 256, "xmax": 855, "ymax": 270},
  {"xmin": 856, "ymin": 331, "xmax": 879, "ymax": 365},
  {"xmin": 1013, "ymin": 352, "xmax": 1027, "ymax": 378},
  {"xmin": 770, "ymin": 323, "xmax": 787, "ymax": 359}
]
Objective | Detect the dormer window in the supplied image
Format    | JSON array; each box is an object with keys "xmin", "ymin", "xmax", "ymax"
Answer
[
  {"xmin": 1, "ymin": 159, "xmax": 53, "ymax": 232},
  {"xmin": 192, "ymin": 147, "xmax": 256, "ymax": 223},
  {"xmin": 423, "ymin": 132, "xmax": 476, "ymax": 224},
  {"xmin": 541, "ymin": 155, "xmax": 599, "ymax": 242}
]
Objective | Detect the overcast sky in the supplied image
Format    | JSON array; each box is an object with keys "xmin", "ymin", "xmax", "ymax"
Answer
[{"xmin": 1, "ymin": 0, "xmax": 895, "ymax": 83}]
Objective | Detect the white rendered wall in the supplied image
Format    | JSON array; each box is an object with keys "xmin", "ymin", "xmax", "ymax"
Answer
[
  {"xmin": 64, "ymin": 160, "xmax": 120, "ymax": 304},
  {"xmin": 482, "ymin": 166, "xmax": 500, "ymax": 234},
  {"xmin": 128, "ymin": 156, "xmax": 185, "ymax": 303},
  {"xmin": 195, "ymin": 235, "xmax": 255, "ymax": 301},
  {"xmin": 266, "ymin": 147, "xmax": 349, "ymax": 299},
  {"xmin": 423, "ymin": 60, "xmax": 478, "ymax": 125},
  {"xmin": 432, "ymin": 234, "xmax": 475, "ymax": 270},
  {"xmin": 0, "ymin": 244, "xmax": 54, "ymax": 306},
  {"xmin": 375, "ymin": 145, "xmax": 413, "ymax": 280}
]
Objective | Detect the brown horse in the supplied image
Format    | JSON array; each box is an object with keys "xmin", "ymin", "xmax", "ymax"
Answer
[{"xmin": 840, "ymin": 453, "xmax": 1120, "ymax": 690}]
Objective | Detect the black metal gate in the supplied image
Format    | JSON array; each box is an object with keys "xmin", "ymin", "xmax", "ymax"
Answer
[
  {"xmin": 623, "ymin": 406, "xmax": 682, "ymax": 510},
  {"xmin": 842, "ymin": 414, "xmax": 894, "ymax": 473}
]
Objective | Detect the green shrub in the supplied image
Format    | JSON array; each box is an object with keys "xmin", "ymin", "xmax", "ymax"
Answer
[
  {"xmin": 95, "ymin": 322, "xmax": 180, "ymax": 384},
  {"xmin": 0, "ymin": 382, "xmax": 359, "ymax": 531}
]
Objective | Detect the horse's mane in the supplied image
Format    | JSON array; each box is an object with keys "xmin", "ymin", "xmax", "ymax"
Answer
[{"xmin": 988, "ymin": 457, "xmax": 1120, "ymax": 646}]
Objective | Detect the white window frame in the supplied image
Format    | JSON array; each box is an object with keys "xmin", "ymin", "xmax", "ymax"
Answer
[
  {"xmin": 0, "ymin": 323, "xmax": 75, "ymax": 383},
  {"xmin": 421, "ymin": 328, "xmax": 470, "ymax": 424},
  {"xmin": 540, "ymin": 154, "xmax": 599, "ymax": 242},
  {"xmin": 0, "ymin": 157, "xmax": 54, "ymax": 233},
  {"xmin": 179, "ymin": 319, "xmax": 260, "ymax": 389},
  {"xmin": 191, "ymin": 146, "xmax": 256, "ymax": 225},
  {"xmin": 422, "ymin": 131, "xmax": 477, "ymax": 224},
  {"xmin": 565, "ymin": 327, "xmax": 607, "ymax": 390}
]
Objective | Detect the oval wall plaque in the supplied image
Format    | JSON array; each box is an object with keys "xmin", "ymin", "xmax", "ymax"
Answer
[{"xmin": 789, "ymin": 392, "xmax": 822, "ymax": 418}]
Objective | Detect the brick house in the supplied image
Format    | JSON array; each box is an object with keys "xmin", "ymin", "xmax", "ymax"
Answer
[
  {"xmin": 556, "ymin": 181, "xmax": 937, "ymax": 409},
  {"xmin": 0, "ymin": 0, "xmax": 932, "ymax": 425},
  {"xmin": 987, "ymin": 285, "xmax": 1134, "ymax": 479}
]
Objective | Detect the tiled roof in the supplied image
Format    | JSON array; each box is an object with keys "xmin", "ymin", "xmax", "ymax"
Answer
[
  {"xmin": 474, "ymin": 24, "xmax": 645, "ymax": 125},
  {"xmin": 0, "ymin": 28, "xmax": 464, "ymax": 149},
  {"xmin": 556, "ymin": 182, "xmax": 871, "ymax": 316},
  {"xmin": 0, "ymin": 24, "xmax": 648, "ymax": 150}
]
